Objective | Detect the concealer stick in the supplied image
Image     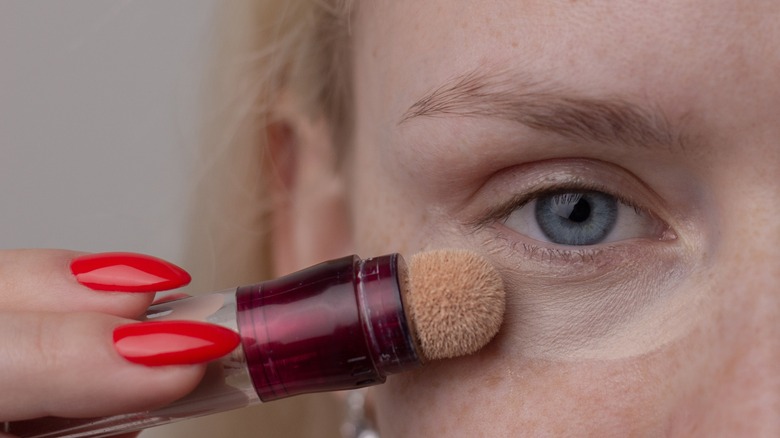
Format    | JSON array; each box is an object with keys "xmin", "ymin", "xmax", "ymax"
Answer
[{"xmin": 11, "ymin": 250, "xmax": 505, "ymax": 438}]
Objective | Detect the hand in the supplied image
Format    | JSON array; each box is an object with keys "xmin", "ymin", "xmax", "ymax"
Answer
[{"xmin": 0, "ymin": 249, "xmax": 204, "ymax": 425}]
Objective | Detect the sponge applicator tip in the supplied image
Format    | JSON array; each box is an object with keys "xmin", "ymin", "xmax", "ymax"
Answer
[{"xmin": 405, "ymin": 249, "xmax": 505, "ymax": 361}]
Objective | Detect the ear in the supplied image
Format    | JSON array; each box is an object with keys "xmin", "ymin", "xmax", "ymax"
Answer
[{"xmin": 266, "ymin": 93, "xmax": 353, "ymax": 275}]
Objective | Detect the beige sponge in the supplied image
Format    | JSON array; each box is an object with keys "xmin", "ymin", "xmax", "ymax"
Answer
[{"xmin": 405, "ymin": 249, "xmax": 505, "ymax": 361}]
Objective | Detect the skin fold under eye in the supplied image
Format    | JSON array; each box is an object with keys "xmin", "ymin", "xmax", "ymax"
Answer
[{"xmin": 504, "ymin": 189, "xmax": 669, "ymax": 246}]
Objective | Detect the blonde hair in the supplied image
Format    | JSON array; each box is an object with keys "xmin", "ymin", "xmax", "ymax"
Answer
[
  {"xmin": 172, "ymin": 2, "xmax": 354, "ymax": 437},
  {"xmin": 186, "ymin": 0, "xmax": 353, "ymax": 290}
]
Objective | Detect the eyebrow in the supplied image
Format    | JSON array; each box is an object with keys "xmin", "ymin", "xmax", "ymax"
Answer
[{"xmin": 400, "ymin": 69, "xmax": 688, "ymax": 151}]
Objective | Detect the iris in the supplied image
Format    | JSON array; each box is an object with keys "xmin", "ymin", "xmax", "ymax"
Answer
[{"xmin": 534, "ymin": 191, "xmax": 618, "ymax": 245}]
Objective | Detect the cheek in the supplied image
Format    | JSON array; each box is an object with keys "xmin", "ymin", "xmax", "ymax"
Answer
[
  {"xmin": 372, "ymin": 325, "xmax": 719, "ymax": 437},
  {"xmin": 346, "ymin": 178, "xmax": 423, "ymax": 257},
  {"xmin": 346, "ymin": 140, "xmax": 457, "ymax": 258}
]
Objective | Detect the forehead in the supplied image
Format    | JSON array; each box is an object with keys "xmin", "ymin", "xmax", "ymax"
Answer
[{"xmin": 352, "ymin": 1, "xmax": 780, "ymax": 129}]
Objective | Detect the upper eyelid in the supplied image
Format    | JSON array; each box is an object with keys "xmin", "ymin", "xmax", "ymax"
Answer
[{"xmin": 466, "ymin": 193, "xmax": 530, "ymax": 231}]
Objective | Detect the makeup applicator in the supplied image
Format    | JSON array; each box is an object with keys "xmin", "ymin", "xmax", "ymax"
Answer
[
  {"xmin": 12, "ymin": 249, "xmax": 505, "ymax": 437},
  {"xmin": 406, "ymin": 249, "xmax": 505, "ymax": 360}
]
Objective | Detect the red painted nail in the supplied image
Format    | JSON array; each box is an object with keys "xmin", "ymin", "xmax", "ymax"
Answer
[
  {"xmin": 71, "ymin": 252, "xmax": 191, "ymax": 292},
  {"xmin": 113, "ymin": 321, "xmax": 241, "ymax": 366}
]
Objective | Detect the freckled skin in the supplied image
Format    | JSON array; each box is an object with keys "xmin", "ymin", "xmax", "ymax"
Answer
[{"xmin": 333, "ymin": 0, "xmax": 780, "ymax": 436}]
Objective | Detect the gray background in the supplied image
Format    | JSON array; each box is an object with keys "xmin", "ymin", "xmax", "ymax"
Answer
[
  {"xmin": 1, "ymin": 2, "xmax": 229, "ymax": 436},
  {"xmin": 1, "ymin": 0, "xmax": 218, "ymax": 266}
]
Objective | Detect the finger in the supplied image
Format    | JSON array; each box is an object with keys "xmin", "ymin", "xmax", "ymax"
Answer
[
  {"xmin": 0, "ymin": 311, "xmax": 207, "ymax": 421},
  {"xmin": 0, "ymin": 249, "xmax": 190, "ymax": 318}
]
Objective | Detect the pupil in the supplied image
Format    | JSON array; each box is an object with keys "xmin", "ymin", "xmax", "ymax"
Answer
[{"xmin": 567, "ymin": 198, "xmax": 591, "ymax": 223}]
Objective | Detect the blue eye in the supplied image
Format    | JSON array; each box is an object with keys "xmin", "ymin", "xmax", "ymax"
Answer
[
  {"xmin": 501, "ymin": 189, "xmax": 666, "ymax": 246},
  {"xmin": 535, "ymin": 192, "xmax": 617, "ymax": 245}
]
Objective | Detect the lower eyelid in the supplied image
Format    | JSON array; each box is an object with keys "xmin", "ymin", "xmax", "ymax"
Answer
[
  {"xmin": 481, "ymin": 226, "xmax": 608, "ymax": 268},
  {"xmin": 481, "ymin": 220, "xmax": 674, "ymax": 270}
]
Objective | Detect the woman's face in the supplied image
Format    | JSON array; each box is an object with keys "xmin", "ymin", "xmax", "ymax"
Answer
[{"xmin": 340, "ymin": 1, "xmax": 779, "ymax": 435}]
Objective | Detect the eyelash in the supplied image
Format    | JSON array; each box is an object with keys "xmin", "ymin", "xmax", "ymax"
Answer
[{"xmin": 472, "ymin": 181, "xmax": 641, "ymax": 227}]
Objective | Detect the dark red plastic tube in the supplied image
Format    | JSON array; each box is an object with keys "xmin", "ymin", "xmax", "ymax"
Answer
[{"xmin": 237, "ymin": 254, "xmax": 421, "ymax": 401}]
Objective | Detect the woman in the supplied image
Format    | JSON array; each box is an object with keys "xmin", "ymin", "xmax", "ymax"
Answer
[{"xmin": 4, "ymin": 0, "xmax": 779, "ymax": 436}]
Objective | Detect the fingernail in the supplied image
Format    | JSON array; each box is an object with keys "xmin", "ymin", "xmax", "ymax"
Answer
[
  {"xmin": 113, "ymin": 321, "xmax": 241, "ymax": 366},
  {"xmin": 71, "ymin": 252, "xmax": 191, "ymax": 292}
]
